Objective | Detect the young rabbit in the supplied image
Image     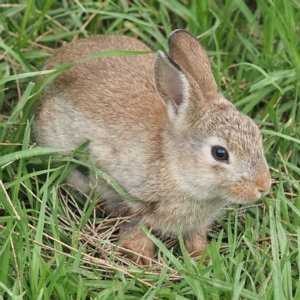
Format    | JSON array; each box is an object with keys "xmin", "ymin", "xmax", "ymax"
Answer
[{"xmin": 33, "ymin": 30, "xmax": 271, "ymax": 265}]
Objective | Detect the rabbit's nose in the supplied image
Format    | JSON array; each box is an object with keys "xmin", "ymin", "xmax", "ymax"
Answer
[{"xmin": 256, "ymin": 171, "xmax": 272, "ymax": 197}]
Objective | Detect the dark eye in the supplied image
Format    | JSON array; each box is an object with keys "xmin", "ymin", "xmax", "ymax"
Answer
[{"xmin": 211, "ymin": 146, "xmax": 229, "ymax": 163}]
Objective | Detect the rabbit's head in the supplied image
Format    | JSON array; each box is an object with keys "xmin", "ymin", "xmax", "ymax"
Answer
[{"xmin": 154, "ymin": 30, "xmax": 271, "ymax": 204}]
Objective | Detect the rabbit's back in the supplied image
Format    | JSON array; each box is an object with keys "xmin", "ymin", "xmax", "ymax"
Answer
[
  {"xmin": 33, "ymin": 35, "xmax": 166, "ymax": 207},
  {"xmin": 38, "ymin": 35, "xmax": 161, "ymax": 124},
  {"xmin": 34, "ymin": 34, "xmax": 165, "ymax": 146}
]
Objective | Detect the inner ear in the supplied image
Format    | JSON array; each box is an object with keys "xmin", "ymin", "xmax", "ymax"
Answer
[
  {"xmin": 162, "ymin": 69, "xmax": 187, "ymax": 110},
  {"xmin": 154, "ymin": 50, "xmax": 189, "ymax": 114}
]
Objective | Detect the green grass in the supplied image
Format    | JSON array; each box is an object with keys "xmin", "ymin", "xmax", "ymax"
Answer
[{"xmin": 0, "ymin": 0, "xmax": 300, "ymax": 299}]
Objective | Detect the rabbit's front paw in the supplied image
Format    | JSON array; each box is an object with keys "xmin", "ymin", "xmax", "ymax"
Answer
[
  {"xmin": 184, "ymin": 229, "xmax": 207, "ymax": 259},
  {"xmin": 117, "ymin": 217, "xmax": 154, "ymax": 266}
]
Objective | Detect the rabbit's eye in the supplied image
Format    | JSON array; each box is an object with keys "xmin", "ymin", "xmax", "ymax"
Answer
[{"xmin": 211, "ymin": 146, "xmax": 229, "ymax": 163}]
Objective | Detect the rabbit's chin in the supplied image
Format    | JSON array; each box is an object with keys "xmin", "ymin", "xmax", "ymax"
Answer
[
  {"xmin": 223, "ymin": 194, "xmax": 261, "ymax": 205},
  {"xmin": 207, "ymin": 187, "xmax": 264, "ymax": 205}
]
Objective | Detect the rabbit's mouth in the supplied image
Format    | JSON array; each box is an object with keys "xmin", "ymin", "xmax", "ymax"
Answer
[{"xmin": 226, "ymin": 172, "xmax": 271, "ymax": 203}]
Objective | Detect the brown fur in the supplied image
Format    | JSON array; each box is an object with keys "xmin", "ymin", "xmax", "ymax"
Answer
[
  {"xmin": 184, "ymin": 228, "xmax": 207, "ymax": 258},
  {"xmin": 32, "ymin": 30, "xmax": 271, "ymax": 264},
  {"xmin": 118, "ymin": 216, "xmax": 154, "ymax": 265}
]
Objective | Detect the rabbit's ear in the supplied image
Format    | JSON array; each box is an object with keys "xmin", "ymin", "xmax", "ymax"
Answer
[
  {"xmin": 154, "ymin": 50, "xmax": 191, "ymax": 117},
  {"xmin": 168, "ymin": 29, "xmax": 218, "ymax": 100}
]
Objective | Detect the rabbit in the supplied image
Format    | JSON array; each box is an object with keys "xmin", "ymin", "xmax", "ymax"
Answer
[{"xmin": 32, "ymin": 29, "xmax": 271, "ymax": 265}]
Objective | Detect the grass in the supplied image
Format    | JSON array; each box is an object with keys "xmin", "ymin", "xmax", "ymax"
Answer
[{"xmin": 0, "ymin": 0, "xmax": 299, "ymax": 299}]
